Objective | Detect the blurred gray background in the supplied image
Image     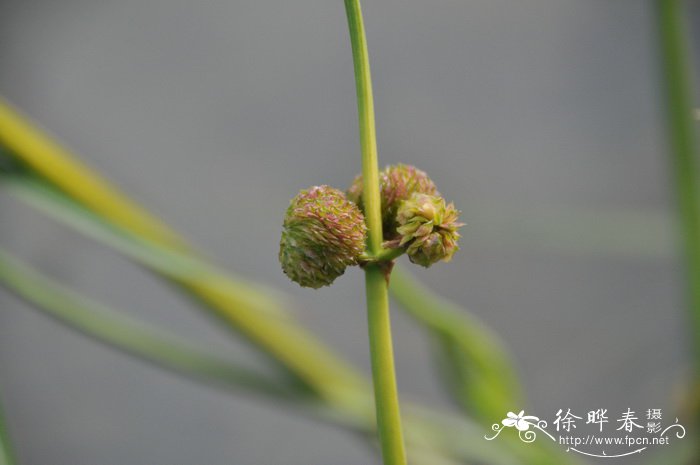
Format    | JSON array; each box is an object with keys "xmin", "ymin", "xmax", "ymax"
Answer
[{"xmin": 1, "ymin": 0, "xmax": 699, "ymax": 464}]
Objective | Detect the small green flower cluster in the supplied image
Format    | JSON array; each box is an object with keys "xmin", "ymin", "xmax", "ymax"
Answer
[
  {"xmin": 279, "ymin": 185, "xmax": 367, "ymax": 288},
  {"xmin": 393, "ymin": 193, "xmax": 462, "ymax": 267},
  {"xmin": 347, "ymin": 164, "xmax": 439, "ymax": 241},
  {"xmin": 280, "ymin": 165, "xmax": 463, "ymax": 288}
]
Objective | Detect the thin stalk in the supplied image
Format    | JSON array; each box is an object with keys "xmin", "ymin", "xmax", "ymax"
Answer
[
  {"xmin": 344, "ymin": 0, "xmax": 382, "ymax": 255},
  {"xmin": 0, "ymin": 391, "xmax": 16, "ymax": 465},
  {"xmin": 657, "ymin": 0, "xmax": 700, "ymax": 375},
  {"xmin": 364, "ymin": 266, "xmax": 406, "ymax": 465},
  {"xmin": 360, "ymin": 248, "xmax": 404, "ymax": 264},
  {"xmin": 344, "ymin": 1, "xmax": 407, "ymax": 464}
]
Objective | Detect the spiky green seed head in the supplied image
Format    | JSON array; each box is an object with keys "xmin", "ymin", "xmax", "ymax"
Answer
[
  {"xmin": 347, "ymin": 164, "xmax": 438, "ymax": 240},
  {"xmin": 279, "ymin": 185, "xmax": 367, "ymax": 288},
  {"xmin": 394, "ymin": 193, "xmax": 463, "ymax": 267}
]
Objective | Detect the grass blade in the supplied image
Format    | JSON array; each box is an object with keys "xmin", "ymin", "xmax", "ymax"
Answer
[
  {"xmin": 0, "ymin": 102, "xmax": 367, "ymax": 403},
  {"xmin": 0, "ymin": 247, "xmax": 525, "ymax": 465},
  {"xmin": 657, "ymin": 0, "xmax": 700, "ymax": 376},
  {"xmin": 0, "ymin": 99, "xmax": 183, "ymax": 248},
  {"xmin": 0, "ymin": 173, "xmax": 288, "ymax": 320},
  {"xmin": 390, "ymin": 267, "xmax": 583, "ymax": 465},
  {"xmin": 0, "ymin": 98, "xmax": 573, "ymax": 465},
  {"xmin": 0, "ymin": 392, "xmax": 16, "ymax": 465},
  {"xmin": 0, "ymin": 248, "xmax": 303, "ymax": 400},
  {"xmin": 390, "ymin": 266, "xmax": 522, "ymax": 423},
  {"xmin": 0, "ymin": 159, "xmax": 534, "ymax": 465}
]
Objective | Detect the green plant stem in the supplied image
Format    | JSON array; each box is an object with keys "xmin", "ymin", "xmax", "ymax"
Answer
[
  {"xmin": 344, "ymin": 1, "xmax": 407, "ymax": 464},
  {"xmin": 360, "ymin": 248, "xmax": 404, "ymax": 264},
  {"xmin": 657, "ymin": 0, "xmax": 700, "ymax": 376},
  {"xmin": 344, "ymin": 0, "xmax": 381, "ymax": 255},
  {"xmin": 0, "ymin": 391, "xmax": 16, "ymax": 465},
  {"xmin": 365, "ymin": 265, "xmax": 406, "ymax": 465}
]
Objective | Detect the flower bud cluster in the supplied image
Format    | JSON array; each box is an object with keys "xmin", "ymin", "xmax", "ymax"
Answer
[
  {"xmin": 279, "ymin": 185, "xmax": 366, "ymax": 288},
  {"xmin": 347, "ymin": 164, "xmax": 438, "ymax": 240},
  {"xmin": 394, "ymin": 193, "xmax": 463, "ymax": 267},
  {"xmin": 347, "ymin": 164, "xmax": 463, "ymax": 268},
  {"xmin": 279, "ymin": 165, "xmax": 463, "ymax": 287}
]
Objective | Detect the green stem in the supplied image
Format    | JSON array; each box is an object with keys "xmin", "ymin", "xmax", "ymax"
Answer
[
  {"xmin": 657, "ymin": 0, "xmax": 700, "ymax": 376},
  {"xmin": 344, "ymin": 1, "xmax": 407, "ymax": 464},
  {"xmin": 360, "ymin": 248, "xmax": 404, "ymax": 264},
  {"xmin": 0, "ymin": 391, "xmax": 16, "ymax": 465},
  {"xmin": 364, "ymin": 266, "xmax": 406, "ymax": 465},
  {"xmin": 344, "ymin": 0, "xmax": 382, "ymax": 255}
]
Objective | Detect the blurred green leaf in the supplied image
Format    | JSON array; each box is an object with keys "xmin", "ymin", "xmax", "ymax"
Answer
[
  {"xmin": 0, "ymin": 251, "xmax": 531, "ymax": 465},
  {"xmin": 0, "ymin": 248, "xmax": 305, "ymax": 401},
  {"xmin": 657, "ymin": 0, "xmax": 700, "ymax": 393},
  {"xmin": 390, "ymin": 266, "xmax": 523, "ymax": 423},
  {"xmin": 0, "ymin": 99, "xmax": 368, "ymax": 404},
  {"xmin": 390, "ymin": 267, "xmax": 583, "ymax": 465},
  {"xmin": 0, "ymin": 172, "xmax": 289, "ymax": 320},
  {"xmin": 642, "ymin": 431, "xmax": 697, "ymax": 465},
  {"xmin": 0, "ymin": 392, "xmax": 16, "ymax": 465},
  {"xmin": 0, "ymin": 171, "xmax": 523, "ymax": 465},
  {"xmin": 0, "ymin": 168, "xmax": 371, "ymax": 404},
  {"xmin": 0, "ymin": 98, "xmax": 580, "ymax": 465},
  {"xmin": 404, "ymin": 404, "xmax": 584, "ymax": 465}
]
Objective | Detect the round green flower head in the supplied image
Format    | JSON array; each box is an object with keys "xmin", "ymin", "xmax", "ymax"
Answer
[
  {"xmin": 279, "ymin": 185, "xmax": 367, "ymax": 288},
  {"xmin": 394, "ymin": 193, "xmax": 463, "ymax": 267},
  {"xmin": 347, "ymin": 164, "xmax": 438, "ymax": 240}
]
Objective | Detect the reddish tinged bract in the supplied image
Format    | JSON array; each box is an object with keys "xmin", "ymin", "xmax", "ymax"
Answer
[{"xmin": 279, "ymin": 185, "xmax": 367, "ymax": 288}]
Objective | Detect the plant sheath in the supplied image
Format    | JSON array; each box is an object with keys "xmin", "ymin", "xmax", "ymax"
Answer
[{"xmin": 344, "ymin": 1, "xmax": 407, "ymax": 464}]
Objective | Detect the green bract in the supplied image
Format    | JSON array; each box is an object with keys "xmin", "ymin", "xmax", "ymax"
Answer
[
  {"xmin": 394, "ymin": 193, "xmax": 463, "ymax": 267},
  {"xmin": 279, "ymin": 185, "xmax": 367, "ymax": 288},
  {"xmin": 347, "ymin": 164, "xmax": 438, "ymax": 240}
]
